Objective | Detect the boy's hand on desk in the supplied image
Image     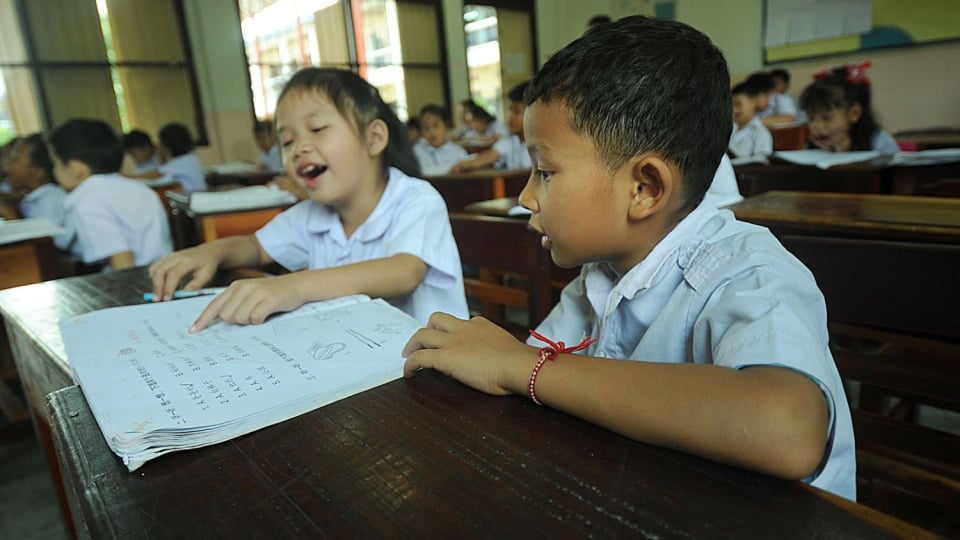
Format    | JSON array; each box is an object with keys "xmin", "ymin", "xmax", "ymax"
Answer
[
  {"xmin": 149, "ymin": 247, "xmax": 220, "ymax": 302},
  {"xmin": 402, "ymin": 313, "xmax": 537, "ymax": 396},
  {"xmin": 190, "ymin": 274, "xmax": 302, "ymax": 333}
]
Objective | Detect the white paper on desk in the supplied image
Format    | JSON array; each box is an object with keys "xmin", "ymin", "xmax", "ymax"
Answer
[
  {"xmin": 143, "ymin": 175, "xmax": 178, "ymax": 188},
  {"xmin": 189, "ymin": 185, "xmax": 297, "ymax": 213},
  {"xmin": 773, "ymin": 150, "xmax": 880, "ymax": 169},
  {"xmin": 0, "ymin": 217, "xmax": 70, "ymax": 245},
  {"xmin": 60, "ymin": 294, "xmax": 422, "ymax": 471},
  {"xmin": 889, "ymin": 148, "xmax": 960, "ymax": 166},
  {"xmin": 205, "ymin": 161, "xmax": 260, "ymax": 175},
  {"xmin": 730, "ymin": 155, "xmax": 770, "ymax": 166}
]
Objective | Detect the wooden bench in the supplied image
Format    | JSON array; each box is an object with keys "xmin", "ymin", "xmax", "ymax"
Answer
[
  {"xmin": 781, "ymin": 235, "xmax": 960, "ymax": 536},
  {"xmin": 770, "ymin": 122, "xmax": 807, "ymax": 151}
]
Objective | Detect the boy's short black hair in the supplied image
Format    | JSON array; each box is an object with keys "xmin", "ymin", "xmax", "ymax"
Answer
[
  {"xmin": 418, "ymin": 104, "xmax": 453, "ymax": 127},
  {"xmin": 253, "ymin": 120, "xmax": 273, "ymax": 135},
  {"xmin": 123, "ymin": 129, "xmax": 153, "ymax": 151},
  {"xmin": 769, "ymin": 68, "xmax": 790, "ymax": 85},
  {"xmin": 158, "ymin": 122, "xmax": 195, "ymax": 157},
  {"xmin": 406, "ymin": 117, "xmax": 420, "ymax": 130},
  {"xmin": 48, "ymin": 118, "xmax": 125, "ymax": 174},
  {"xmin": 524, "ymin": 15, "xmax": 730, "ymax": 208},
  {"xmin": 507, "ymin": 81, "xmax": 529, "ymax": 104},
  {"xmin": 745, "ymin": 72, "xmax": 775, "ymax": 94},
  {"xmin": 20, "ymin": 133, "xmax": 54, "ymax": 179},
  {"xmin": 731, "ymin": 82, "xmax": 759, "ymax": 98}
]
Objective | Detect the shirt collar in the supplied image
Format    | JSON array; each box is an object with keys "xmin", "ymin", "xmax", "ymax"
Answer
[{"xmin": 305, "ymin": 167, "xmax": 402, "ymax": 243}]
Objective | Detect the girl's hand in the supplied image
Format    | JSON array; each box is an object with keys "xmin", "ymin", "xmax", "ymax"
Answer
[
  {"xmin": 189, "ymin": 274, "xmax": 304, "ymax": 332},
  {"xmin": 149, "ymin": 246, "xmax": 221, "ymax": 302},
  {"xmin": 402, "ymin": 313, "xmax": 537, "ymax": 396}
]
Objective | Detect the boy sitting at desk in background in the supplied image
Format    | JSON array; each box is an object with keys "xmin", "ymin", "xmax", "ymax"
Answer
[
  {"xmin": 748, "ymin": 71, "xmax": 797, "ymax": 127},
  {"xmin": 129, "ymin": 122, "xmax": 207, "ymax": 193},
  {"xmin": 402, "ymin": 15, "xmax": 855, "ymax": 500},
  {"xmin": 0, "ymin": 134, "xmax": 73, "ymax": 246},
  {"xmin": 413, "ymin": 104, "xmax": 468, "ymax": 175},
  {"xmin": 799, "ymin": 62, "xmax": 900, "ymax": 155},
  {"xmin": 47, "ymin": 118, "xmax": 173, "ymax": 272},
  {"xmin": 457, "ymin": 101, "xmax": 508, "ymax": 148},
  {"xmin": 149, "ymin": 67, "xmax": 468, "ymax": 329},
  {"xmin": 770, "ymin": 68, "xmax": 802, "ymax": 122},
  {"xmin": 123, "ymin": 129, "xmax": 161, "ymax": 174},
  {"xmin": 254, "ymin": 119, "xmax": 283, "ymax": 172},
  {"xmin": 450, "ymin": 82, "xmax": 531, "ymax": 173},
  {"xmin": 728, "ymin": 82, "xmax": 773, "ymax": 158}
]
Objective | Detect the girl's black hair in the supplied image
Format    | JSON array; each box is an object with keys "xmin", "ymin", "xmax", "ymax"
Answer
[
  {"xmin": 418, "ymin": 104, "xmax": 453, "ymax": 127},
  {"xmin": 277, "ymin": 67, "xmax": 421, "ymax": 178},
  {"xmin": 800, "ymin": 67, "xmax": 880, "ymax": 152},
  {"xmin": 158, "ymin": 123, "xmax": 195, "ymax": 157}
]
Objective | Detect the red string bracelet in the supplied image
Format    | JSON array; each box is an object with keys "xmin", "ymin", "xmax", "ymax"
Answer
[{"xmin": 527, "ymin": 330, "xmax": 597, "ymax": 406}]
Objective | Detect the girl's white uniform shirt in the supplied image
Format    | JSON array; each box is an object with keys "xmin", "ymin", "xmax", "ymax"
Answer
[
  {"xmin": 414, "ymin": 140, "xmax": 469, "ymax": 174},
  {"xmin": 62, "ymin": 173, "xmax": 173, "ymax": 268},
  {"xmin": 255, "ymin": 167, "xmax": 469, "ymax": 323},
  {"xmin": 160, "ymin": 153, "xmax": 207, "ymax": 193}
]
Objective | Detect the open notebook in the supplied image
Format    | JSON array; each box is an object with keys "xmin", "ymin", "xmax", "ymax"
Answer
[
  {"xmin": 60, "ymin": 294, "xmax": 422, "ymax": 471},
  {"xmin": 189, "ymin": 185, "xmax": 298, "ymax": 213},
  {"xmin": 0, "ymin": 217, "xmax": 70, "ymax": 246}
]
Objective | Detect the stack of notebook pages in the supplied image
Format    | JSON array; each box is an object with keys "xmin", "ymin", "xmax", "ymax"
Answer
[
  {"xmin": 60, "ymin": 294, "xmax": 421, "ymax": 471},
  {"xmin": 189, "ymin": 185, "xmax": 297, "ymax": 213}
]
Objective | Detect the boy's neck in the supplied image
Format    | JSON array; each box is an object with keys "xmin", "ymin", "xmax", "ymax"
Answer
[{"xmin": 736, "ymin": 116, "xmax": 754, "ymax": 129}]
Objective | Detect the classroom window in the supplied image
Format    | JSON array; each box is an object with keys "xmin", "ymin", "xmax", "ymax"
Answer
[
  {"xmin": 0, "ymin": 0, "xmax": 205, "ymax": 145},
  {"xmin": 238, "ymin": 0, "xmax": 448, "ymax": 122},
  {"xmin": 462, "ymin": 0, "xmax": 536, "ymax": 123}
]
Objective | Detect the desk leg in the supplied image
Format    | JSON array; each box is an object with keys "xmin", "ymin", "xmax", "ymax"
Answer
[{"xmin": 492, "ymin": 178, "xmax": 506, "ymax": 200}]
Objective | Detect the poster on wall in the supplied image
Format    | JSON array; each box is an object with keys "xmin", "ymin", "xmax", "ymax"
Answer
[{"xmin": 764, "ymin": 0, "xmax": 960, "ymax": 63}]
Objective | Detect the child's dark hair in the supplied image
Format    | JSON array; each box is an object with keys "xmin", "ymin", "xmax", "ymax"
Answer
[
  {"xmin": 744, "ymin": 72, "xmax": 774, "ymax": 95},
  {"xmin": 19, "ymin": 133, "xmax": 54, "ymax": 180},
  {"xmin": 158, "ymin": 123, "xmax": 195, "ymax": 157},
  {"xmin": 799, "ymin": 65, "xmax": 879, "ymax": 152},
  {"xmin": 467, "ymin": 102, "xmax": 495, "ymax": 124},
  {"xmin": 731, "ymin": 82, "xmax": 759, "ymax": 98},
  {"xmin": 123, "ymin": 129, "xmax": 153, "ymax": 152},
  {"xmin": 254, "ymin": 120, "xmax": 274, "ymax": 135},
  {"xmin": 507, "ymin": 82, "xmax": 529, "ymax": 103},
  {"xmin": 770, "ymin": 68, "xmax": 790, "ymax": 86},
  {"xmin": 418, "ymin": 104, "xmax": 453, "ymax": 127},
  {"xmin": 48, "ymin": 119, "xmax": 125, "ymax": 174},
  {"xmin": 524, "ymin": 15, "xmax": 730, "ymax": 209},
  {"xmin": 277, "ymin": 67, "xmax": 420, "ymax": 178}
]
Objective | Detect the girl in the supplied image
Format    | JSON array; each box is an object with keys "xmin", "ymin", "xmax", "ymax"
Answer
[
  {"xmin": 458, "ymin": 102, "xmax": 508, "ymax": 146},
  {"xmin": 149, "ymin": 67, "xmax": 468, "ymax": 330},
  {"xmin": 413, "ymin": 104, "xmax": 468, "ymax": 175},
  {"xmin": 799, "ymin": 62, "xmax": 899, "ymax": 154}
]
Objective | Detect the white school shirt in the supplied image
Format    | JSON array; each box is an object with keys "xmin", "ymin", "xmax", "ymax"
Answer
[
  {"xmin": 160, "ymin": 152, "xmax": 207, "ymax": 193},
  {"xmin": 135, "ymin": 155, "xmax": 161, "ymax": 174},
  {"xmin": 704, "ymin": 154, "xmax": 743, "ymax": 208},
  {"xmin": 20, "ymin": 183, "xmax": 73, "ymax": 250},
  {"xmin": 255, "ymin": 167, "xmax": 469, "ymax": 324},
  {"xmin": 759, "ymin": 92, "xmax": 798, "ymax": 119},
  {"xmin": 530, "ymin": 200, "xmax": 856, "ymax": 501},
  {"xmin": 258, "ymin": 144, "xmax": 283, "ymax": 172},
  {"xmin": 461, "ymin": 120, "xmax": 509, "ymax": 141},
  {"xmin": 871, "ymin": 130, "xmax": 900, "ymax": 155},
  {"xmin": 492, "ymin": 135, "xmax": 531, "ymax": 170},
  {"xmin": 414, "ymin": 140, "xmax": 469, "ymax": 173},
  {"xmin": 62, "ymin": 173, "xmax": 173, "ymax": 268},
  {"xmin": 729, "ymin": 116, "xmax": 773, "ymax": 158}
]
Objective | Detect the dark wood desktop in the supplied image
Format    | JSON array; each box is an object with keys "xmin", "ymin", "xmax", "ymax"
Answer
[{"xmin": 0, "ymin": 267, "xmax": 933, "ymax": 538}]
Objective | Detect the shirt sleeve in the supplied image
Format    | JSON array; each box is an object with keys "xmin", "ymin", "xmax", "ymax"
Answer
[
  {"xmin": 72, "ymin": 205, "xmax": 131, "ymax": 263},
  {"xmin": 872, "ymin": 130, "xmax": 900, "ymax": 155},
  {"xmin": 382, "ymin": 186, "xmax": 462, "ymax": 290},
  {"xmin": 254, "ymin": 201, "xmax": 313, "ymax": 271}
]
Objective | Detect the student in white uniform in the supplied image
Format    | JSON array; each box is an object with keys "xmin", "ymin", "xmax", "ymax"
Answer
[
  {"xmin": 47, "ymin": 119, "xmax": 173, "ymax": 271},
  {"xmin": 123, "ymin": 129, "xmax": 161, "ymax": 174},
  {"xmin": 450, "ymin": 82, "xmax": 532, "ymax": 172},
  {"xmin": 728, "ymin": 82, "xmax": 773, "ymax": 158},
  {"xmin": 413, "ymin": 104, "xmax": 468, "ymax": 175},
  {"xmin": 157, "ymin": 123, "xmax": 207, "ymax": 193},
  {"xmin": 149, "ymin": 67, "xmax": 468, "ymax": 329},
  {"xmin": 402, "ymin": 16, "xmax": 855, "ymax": 501},
  {"xmin": 254, "ymin": 120, "xmax": 283, "ymax": 172}
]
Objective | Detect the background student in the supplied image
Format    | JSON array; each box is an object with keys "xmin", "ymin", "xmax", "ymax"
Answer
[
  {"xmin": 402, "ymin": 15, "xmax": 855, "ymax": 500},
  {"xmin": 799, "ymin": 62, "xmax": 900, "ymax": 154},
  {"xmin": 747, "ymin": 71, "xmax": 797, "ymax": 126},
  {"xmin": 149, "ymin": 67, "xmax": 468, "ymax": 329},
  {"xmin": 123, "ymin": 129, "xmax": 161, "ymax": 174},
  {"xmin": 450, "ymin": 82, "xmax": 531, "ymax": 172},
  {"xmin": 0, "ymin": 134, "xmax": 73, "ymax": 249},
  {"xmin": 770, "ymin": 68, "xmax": 802, "ymax": 122},
  {"xmin": 48, "ymin": 118, "xmax": 173, "ymax": 272},
  {"xmin": 0, "ymin": 137, "xmax": 20, "ymax": 193},
  {"xmin": 157, "ymin": 122, "xmax": 207, "ymax": 193},
  {"xmin": 254, "ymin": 119, "xmax": 282, "ymax": 172},
  {"xmin": 457, "ymin": 101, "xmax": 508, "ymax": 146},
  {"xmin": 413, "ymin": 104, "xmax": 468, "ymax": 174},
  {"xmin": 729, "ymin": 82, "xmax": 773, "ymax": 158}
]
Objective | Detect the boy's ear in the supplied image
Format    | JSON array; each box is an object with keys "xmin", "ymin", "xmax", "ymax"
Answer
[
  {"xmin": 66, "ymin": 159, "xmax": 92, "ymax": 182},
  {"xmin": 847, "ymin": 102, "xmax": 863, "ymax": 124},
  {"xmin": 365, "ymin": 119, "xmax": 389, "ymax": 156},
  {"xmin": 626, "ymin": 153, "xmax": 677, "ymax": 221}
]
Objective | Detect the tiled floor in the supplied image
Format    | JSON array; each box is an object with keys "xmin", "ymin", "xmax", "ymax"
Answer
[{"xmin": 0, "ymin": 429, "xmax": 69, "ymax": 540}]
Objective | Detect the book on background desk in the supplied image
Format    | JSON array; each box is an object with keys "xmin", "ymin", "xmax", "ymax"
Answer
[
  {"xmin": 143, "ymin": 175, "xmax": 179, "ymax": 188},
  {"xmin": 59, "ymin": 294, "xmax": 422, "ymax": 471},
  {"xmin": 189, "ymin": 185, "xmax": 297, "ymax": 213},
  {"xmin": 889, "ymin": 148, "xmax": 960, "ymax": 166},
  {"xmin": 0, "ymin": 217, "xmax": 69, "ymax": 245},
  {"xmin": 773, "ymin": 150, "xmax": 881, "ymax": 169}
]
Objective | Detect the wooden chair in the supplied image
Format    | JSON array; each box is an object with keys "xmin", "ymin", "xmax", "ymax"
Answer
[
  {"xmin": 198, "ymin": 207, "xmax": 285, "ymax": 242},
  {"xmin": 781, "ymin": 235, "xmax": 960, "ymax": 536},
  {"xmin": 449, "ymin": 213, "xmax": 553, "ymax": 337},
  {"xmin": 770, "ymin": 123, "xmax": 808, "ymax": 151}
]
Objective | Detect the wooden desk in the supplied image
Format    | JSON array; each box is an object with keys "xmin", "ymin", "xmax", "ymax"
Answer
[
  {"xmin": 730, "ymin": 191, "xmax": 960, "ymax": 244},
  {"xmin": 464, "ymin": 196, "xmax": 522, "ymax": 217},
  {"xmin": 894, "ymin": 129, "xmax": 960, "ymax": 151},
  {"xmin": 0, "ymin": 236, "xmax": 61, "ymax": 289},
  {"xmin": 205, "ymin": 169, "xmax": 279, "ymax": 188},
  {"xmin": 425, "ymin": 168, "xmax": 530, "ymax": 211},
  {"xmin": 166, "ymin": 190, "xmax": 292, "ymax": 248},
  {"xmin": 26, "ymin": 271, "xmax": 928, "ymax": 538}
]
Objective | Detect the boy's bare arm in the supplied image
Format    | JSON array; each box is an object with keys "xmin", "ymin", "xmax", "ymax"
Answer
[
  {"xmin": 403, "ymin": 314, "xmax": 829, "ymax": 480},
  {"xmin": 109, "ymin": 251, "xmax": 136, "ymax": 271},
  {"xmin": 450, "ymin": 148, "xmax": 501, "ymax": 172}
]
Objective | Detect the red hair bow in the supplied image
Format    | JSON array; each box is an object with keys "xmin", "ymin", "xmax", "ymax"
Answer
[{"xmin": 812, "ymin": 61, "xmax": 872, "ymax": 85}]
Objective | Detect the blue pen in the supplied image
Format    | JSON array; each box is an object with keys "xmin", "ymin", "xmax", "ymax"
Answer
[{"xmin": 143, "ymin": 287, "xmax": 226, "ymax": 302}]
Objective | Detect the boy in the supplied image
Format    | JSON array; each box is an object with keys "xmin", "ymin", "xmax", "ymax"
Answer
[
  {"xmin": 123, "ymin": 129, "xmax": 160, "ymax": 174},
  {"xmin": 748, "ymin": 71, "xmax": 797, "ymax": 127},
  {"xmin": 0, "ymin": 134, "xmax": 73, "ymax": 249},
  {"xmin": 254, "ymin": 120, "xmax": 282, "ymax": 172},
  {"xmin": 48, "ymin": 118, "xmax": 173, "ymax": 271},
  {"xmin": 402, "ymin": 16, "xmax": 855, "ymax": 500},
  {"xmin": 450, "ymin": 82, "xmax": 531, "ymax": 172},
  {"xmin": 413, "ymin": 104, "xmax": 468, "ymax": 175},
  {"xmin": 729, "ymin": 82, "xmax": 773, "ymax": 158}
]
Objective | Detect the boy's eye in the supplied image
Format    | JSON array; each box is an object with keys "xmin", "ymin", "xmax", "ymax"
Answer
[
  {"xmin": 280, "ymin": 139, "xmax": 293, "ymax": 148},
  {"xmin": 536, "ymin": 169, "xmax": 552, "ymax": 181}
]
